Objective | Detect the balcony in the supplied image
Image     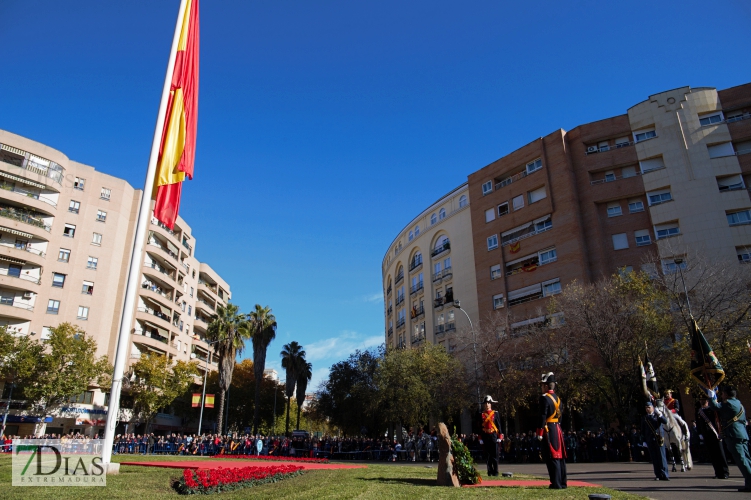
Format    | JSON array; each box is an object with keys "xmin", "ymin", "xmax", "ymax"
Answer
[
  {"xmin": 411, "ymin": 334, "xmax": 425, "ymax": 344},
  {"xmin": 387, "ymin": 305, "xmax": 392, "ymax": 315},
  {"xmin": 144, "ymin": 262, "xmax": 176, "ymax": 283},
  {"xmin": 0, "ymin": 206, "xmax": 51, "ymax": 232},
  {"xmin": 147, "ymin": 241, "xmax": 178, "ymax": 261},
  {"xmin": 585, "ymin": 141, "xmax": 634, "ymax": 156},
  {"xmin": 410, "ymin": 282, "xmax": 424, "ymax": 296},
  {"xmin": 442, "ymin": 267, "xmax": 452, "ymax": 281},
  {"xmin": 396, "ymin": 318, "xmax": 405, "ymax": 329},
  {"xmin": 395, "ymin": 295, "xmax": 405, "ymax": 307},
  {"xmin": 410, "ymin": 305, "xmax": 425, "ymax": 319},
  {"xmin": 386, "ymin": 285, "xmax": 392, "ymax": 296},
  {"xmin": 434, "ymin": 297, "xmax": 445, "ymax": 309},
  {"xmin": 0, "ymin": 182, "xmax": 57, "ymax": 208},
  {"xmin": 0, "ymin": 298, "xmax": 34, "ymax": 321},
  {"xmin": 508, "ymin": 291, "xmax": 544, "ymax": 307},
  {"xmin": 408, "ymin": 257, "xmax": 423, "ymax": 273},
  {"xmin": 387, "ymin": 327, "xmax": 393, "ymax": 337},
  {"xmin": 182, "ymin": 238, "xmax": 193, "ymax": 255},
  {"xmin": 196, "ymin": 296, "xmax": 215, "ymax": 311},
  {"xmin": 590, "ymin": 171, "xmax": 642, "ymax": 185},
  {"xmin": 133, "ymin": 327, "xmax": 169, "ymax": 345},
  {"xmin": 0, "ymin": 267, "xmax": 40, "ymax": 286},
  {"xmin": 445, "ymin": 322, "xmax": 456, "ymax": 332},
  {"xmin": 501, "ymin": 219, "xmax": 552, "ymax": 247},
  {"xmin": 0, "ymin": 241, "xmax": 46, "ymax": 267},
  {"xmin": 0, "ymin": 150, "xmax": 65, "ymax": 185},
  {"xmin": 136, "ymin": 306, "xmax": 172, "ymax": 326},
  {"xmin": 141, "ymin": 281, "xmax": 173, "ymax": 300},
  {"xmin": 198, "ymin": 279, "xmax": 218, "ymax": 295},
  {"xmin": 395, "ymin": 272, "xmax": 404, "ymax": 285},
  {"xmin": 431, "ymin": 242, "xmax": 450, "ymax": 258}
]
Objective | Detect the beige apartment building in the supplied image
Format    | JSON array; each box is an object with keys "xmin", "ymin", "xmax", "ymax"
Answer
[
  {"xmin": 0, "ymin": 129, "xmax": 231, "ymax": 436},
  {"xmin": 382, "ymin": 184, "xmax": 478, "ymax": 353}
]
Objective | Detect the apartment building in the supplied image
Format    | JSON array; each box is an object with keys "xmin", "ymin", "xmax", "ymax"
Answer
[
  {"xmin": 382, "ymin": 184, "xmax": 478, "ymax": 353},
  {"xmin": 0, "ymin": 129, "xmax": 231, "ymax": 436}
]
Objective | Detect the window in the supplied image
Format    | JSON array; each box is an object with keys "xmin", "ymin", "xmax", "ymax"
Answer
[
  {"xmin": 542, "ymin": 278, "xmax": 562, "ymax": 297},
  {"xmin": 74, "ymin": 177, "xmax": 85, "ymax": 190},
  {"xmin": 7, "ymin": 264, "xmax": 21, "ymax": 278},
  {"xmin": 539, "ymin": 248, "xmax": 557, "ymax": 265},
  {"xmin": 100, "ymin": 188, "xmax": 111, "ymax": 200},
  {"xmin": 77, "ymin": 306, "xmax": 89, "ymax": 320},
  {"xmin": 482, "ymin": 181, "xmax": 493, "ymax": 195},
  {"xmin": 605, "ymin": 171, "xmax": 616, "ymax": 182},
  {"xmin": 737, "ymin": 247, "xmax": 751, "ymax": 263},
  {"xmin": 640, "ymin": 157, "xmax": 665, "ymax": 173},
  {"xmin": 641, "ymin": 263, "xmax": 658, "ymax": 279},
  {"xmin": 718, "ymin": 175, "xmax": 745, "ymax": 192},
  {"xmin": 52, "ymin": 273, "xmax": 66, "ymax": 288},
  {"xmin": 490, "ymin": 264, "xmax": 501, "ymax": 280},
  {"xmin": 607, "ymin": 202, "xmax": 622, "ymax": 217},
  {"xmin": 434, "ymin": 262, "xmax": 441, "ymax": 275},
  {"xmin": 497, "ymin": 202, "xmax": 509, "ymax": 217},
  {"xmin": 58, "ymin": 248, "xmax": 71, "ymax": 262},
  {"xmin": 408, "ymin": 230, "xmax": 413, "ymax": 241},
  {"xmin": 528, "ymin": 186, "xmax": 546, "ymax": 204},
  {"xmin": 439, "ymin": 208, "xmax": 446, "ymax": 220},
  {"xmin": 618, "ymin": 266, "xmax": 634, "ymax": 276},
  {"xmin": 82, "ymin": 280, "xmax": 94, "ymax": 295},
  {"xmin": 430, "ymin": 213, "xmax": 437, "ymax": 225},
  {"xmin": 512, "ymin": 195, "xmax": 524, "ymax": 211},
  {"xmin": 708, "ymin": 142, "xmax": 735, "ymax": 159},
  {"xmin": 96, "ymin": 210, "xmax": 107, "ymax": 222},
  {"xmin": 633, "ymin": 128, "xmax": 656, "ymax": 142},
  {"xmin": 736, "ymin": 140, "xmax": 751, "ymax": 155},
  {"xmin": 622, "ymin": 166, "xmax": 637, "ymax": 178},
  {"xmin": 655, "ymin": 222, "xmax": 680, "ymax": 239},
  {"xmin": 68, "ymin": 200, "xmax": 80, "ymax": 213},
  {"xmin": 414, "ymin": 225, "xmax": 420, "ymax": 237},
  {"xmin": 727, "ymin": 210, "xmax": 751, "ymax": 226},
  {"xmin": 188, "ymin": 305, "xmax": 192, "ymax": 315},
  {"xmin": 487, "ymin": 235, "xmax": 498, "ymax": 250},
  {"xmin": 87, "ymin": 256, "xmax": 98, "ymax": 269},
  {"xmin": 536, "ymin": 217, "xmax": 552, "ymax": 232},
  {"xmin": 459, "ymin": 195, "xmax": 468, "ymax": 208},
  {"xmin": 92, "ymin": 232, "xmax": 102, "ymax": 245},
  {"xmin": 635, "ymin": 229, "xmax": 651, "ymax": 246},
  {"xmin": 647, "ymin": 189, "xmax": 672, "ymax": 206},
  {"xmin": 485, "ymin": 208, "xmax": 495, "ymax": 223},
  {"xmin": 63, "ymin": 224, "xmax": 76, "ymax": 237},
  {"xmin": 190, "ymin": 287, "xmax": 194, "ymax": 297},
  {"xmin": 615, "ymin": 137, "xmax": 630, "ymax": 148},
  {"xmin": 626, "ymin": 198, "xmax": 644, "ymax": 213},
  {"xmin": 526, "ymin": 158, "xmax": 542, "ymax": 174},
  {"xmin": 493, "ymin": 293, "xmax": 505, "ymax": 310},
  {"xmin": 662, "ymin": 258, "xmax": 687, "ymax": 274},
  {"xmin": 47, "ymin": 299, "xmax": 60, "ymax": 314},
  {"xmin": 598, "ymin": 140, "xmax": 610, "ymax": 152},
  {"xmin": 699, "ymin": 111, "xmax": 723, "ymax": 126},
  {"xmin": 443, "ymin": 257, "xmax": 451, "ymax": 270},
  {"xmin": 612, "ymin": 233, "xmax": 629, "ymax": 250}
]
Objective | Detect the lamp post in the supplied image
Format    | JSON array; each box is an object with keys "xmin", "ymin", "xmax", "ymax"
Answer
[
  {"xmin": 453, "ymin": 300, "xmax": 481, "ymax": 411},
  {"xmin": 191, "ymin": 339, "xmax": 218, "ymax": 436}
]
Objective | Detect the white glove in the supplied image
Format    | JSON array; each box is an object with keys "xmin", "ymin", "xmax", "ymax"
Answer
[
  {"xmin": 537, "ymin": 435, "xmax": 543, "ymax": 441},
  {"xmin": 497, "ymin": 439, "xmax": 502, "ymax": 443}
]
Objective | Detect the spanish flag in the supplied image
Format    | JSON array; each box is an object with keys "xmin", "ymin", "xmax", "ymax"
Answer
[
  {"xmin": 204, "ymin": 394, "xmax": 215, "ymax": 408},
  {"xmin": 509, "ymin": 241, "xmax": 521, "ymax": 253},
  {"xmin": 153, "ymin": 0, "xmax": 200, "ymax": 229},
  {"xmin": 191, "ymin": 393, "xmax": 201, "ymax": 408}
]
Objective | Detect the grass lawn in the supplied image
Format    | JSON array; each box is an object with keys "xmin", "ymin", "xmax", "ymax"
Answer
[{"xmin": 0, "ymin": 454, "xmax": 644, "ymax": 499}]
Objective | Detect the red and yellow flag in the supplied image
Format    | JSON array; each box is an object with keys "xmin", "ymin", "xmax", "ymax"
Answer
[
  {"xmin": 191, "ymin": 393, "xmax": 201, "ymax": 408},
  {"xmin": 204, "ymin": 394, "xmax": 215, "ymax": 408},
  {"xmin": 154, "ymin": 0, "xmax": 200, "ymax": 229},
  {"xmin": 509, "ymin": 241, "xmax": 521, "ymax": 253}
]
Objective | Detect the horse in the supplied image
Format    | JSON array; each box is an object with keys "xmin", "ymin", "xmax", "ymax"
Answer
[{"xmin": 655, "ymin": 399, "xmax": 693, "ymax": 472}]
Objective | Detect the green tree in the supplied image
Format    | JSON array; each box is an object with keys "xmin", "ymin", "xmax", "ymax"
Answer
[
  {"xmin": 129, "ymin": 353, "xmax": 199, "ymax": 429},
  {"xmin": 280, "ymin": 341, "xmax": 305, "ymax": 435},
  {"xmin": 24, "ymin": 323, "xmax": 110, "ymax": 412},
  {"xmin": 248, "ymin": 304, "xmax": 276, "ymax": 434},
  {"xmin": 295, "ymin": 360, "xmax": 312, "ymax": 430},
  {"xmin": 0, "ymin": 327, "xmax": 43, "ymax": 391},
  {"xmin": 206, "ymin": 302, "xmax": 250, "ymax": 433}
]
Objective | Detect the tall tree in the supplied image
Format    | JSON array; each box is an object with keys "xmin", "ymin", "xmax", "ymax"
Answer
[
  {"xmin": 206, "ymin": 302, "xmax": 250, "ymax": 434},
  {"xmin": 295, "ymin": 361, "xmax": 312, "ymax": 430},
  {"xmin": 248, "ymin": 304, "xmax": 276, "ymax": 434},
  {"xmin": 281, "ymin": 341, "xmax": 305, "ymax": 435}
]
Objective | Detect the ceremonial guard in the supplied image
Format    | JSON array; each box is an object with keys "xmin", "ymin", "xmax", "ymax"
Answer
[
  {"xmin": 642, "ymin": 401, "xmax": 669, "ymax": 481},
  {"xmin": 536, "ymin": 373, "xmax": 567, "ymax": 489},
  {"xmin": 697, "ymin": 395, "xmax": 728, "ymax": 479},
  {"xmin": 706, "ymin": 385, "xmax": 751, "ymax": 492},
  {"xmin": 663, "ymin": 389, "xmax": 680, "ymax": 413},
  {"xmin": 477, "ymin": 395, "xmax": 503, "ymax": 476}
]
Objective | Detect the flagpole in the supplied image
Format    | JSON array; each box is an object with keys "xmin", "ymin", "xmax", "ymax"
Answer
[{"xmin": 101, "ymin": 0, "xmax": 190, "ymax": 470}]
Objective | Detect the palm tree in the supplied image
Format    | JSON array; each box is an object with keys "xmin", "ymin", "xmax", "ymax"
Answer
[
  {"xmin": 295, "ymin": 361, "xmax": 312, "ymax": 431},
  {"xmin": 206, "ymin": 302, "xmax": 250, "ymax": 434},
  {"xmin": 280, "ymin": 341, "xmax": 305, "ymax": 436},
  {"xmin": 248, "ymin": 304, "xmax": 276, "ymax": 434}
]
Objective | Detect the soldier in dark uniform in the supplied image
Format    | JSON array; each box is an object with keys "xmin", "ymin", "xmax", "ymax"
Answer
[
  {"xmin": 664, "ymin": 389, "xmax": 680, "ymax": 414},
  {"xmin": 696, "ymin": 395, "xmax": 728, "ymax": 479},
  {"xmin": 536, "ymin": 372, "xmax": 567, "ymax": 489},
  {"xmin": 641, "ymin": 401, "xmax": 669, "ymax": 481},
  {"xmin": 706, "ymin": 385, "xmax": 751, "ymax": 492},
  {"xmin": 477, "ymin": 395, "xmax": 503, "ymax": 476}
]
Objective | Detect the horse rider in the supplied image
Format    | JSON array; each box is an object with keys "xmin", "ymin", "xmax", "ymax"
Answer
[
  {"xmin": 664, "ymin": 389, "xmax": 680, "ymax": 414},
  {"xmin": 478, "ymin": 395, "xmax": 503, "ymax": 477},
  {"xmin": 537, "ymin": 372, "xmax": 567, "ymax": 489},
  {"xmin": 705, "ymin": 385, "xmax": 751, "ymax": 492},
  {"xmin": 697, "ymin": 394, "xmax": 729, "ymax": 479},
  {"xmin": 642, "ymin": 401, "xmax": 670, "ymax": 481}
]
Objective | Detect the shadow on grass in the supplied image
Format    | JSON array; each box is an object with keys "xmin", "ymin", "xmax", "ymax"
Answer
[{"xmin": 361, "ymin": 476, "xmax": 438, "ymax": 486}]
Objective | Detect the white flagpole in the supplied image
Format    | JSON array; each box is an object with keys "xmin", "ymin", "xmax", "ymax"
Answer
[{"xmin": 101, "ymin": 0, "xmax": 190, "ymax": 469}]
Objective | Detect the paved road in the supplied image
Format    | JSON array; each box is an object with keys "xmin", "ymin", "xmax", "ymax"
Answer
[{"xmin": 484, "ymin": 461, "xmax": 747, "ymax": 499}]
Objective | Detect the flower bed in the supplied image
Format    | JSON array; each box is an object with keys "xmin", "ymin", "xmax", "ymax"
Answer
[
  {"xmin": 175, "ymin": 464, "xmax": 304, "ymax": 494},
  {"xmin": 211, "ymin": 454, "xmax": 330, "ymax": 464}
]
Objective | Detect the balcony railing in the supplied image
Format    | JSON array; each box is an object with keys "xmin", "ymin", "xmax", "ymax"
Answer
[
  {"xmin": 182, "ymin": 239, "xmax": 193, "ymax": 254},
  {"xmin": 151, "ymin": 217, "xmax": 177, "ymax": 236},
  {"xmin": 502, "ymin": 222, "xmax": 552, "ymax": 247},
  {"xmin": 585, "ymin": 141, "xmax": 634, "ymax": 155},
  {"xmin": 411, "ymin": 334, "xmax": 425, "ymax": 344},
  {"xmin": 508, "ymin": 292, "xmax": 544, "ymax": 307},
  {"xmin": 590, "ymin": 171, "xmax": 642, "ymax": 185},
  {"xmin": 147, "ymin": 242, "xmax": 178, "ymax": 260},
  {"xmin": 0, "ymin": 183, "xmax": 57, "ymax": 207},
  {"xmin": 434, "ymin": 324, "xmax": 445, "ymax": 334},
  {"xmin": 197, "ymin": 297, "xmax": 215, "ymax": 311},
  {"xmin": 395, "ymin": 272, "xmax": 404, "ymax": 285},
  {"xmin": 445, "ymin": 322, "xmax": 456, "ymax": 332},
  {"xmin": 136, "ymin": 306, "xmax": 171, "ymax": 323},
  {"xmin": 0, "ymin": 206, "xmax": 51, "ymax": 232},
  {"xmin": 409, "ymin": 258, "xmax": 423, "ymax": 272},
  {"xmin": 0, "ymin": 299, "xmax": 33, "ymax": 312},
  {"xmin": 0, "ymin": 268, "xmax": 40, "ymax": 285},
  {"xmin": 410, "ymin": 282, "xmax": 424, "ymax": 295},
  {"xmin": 431, "ymin": 242, "xmax": 450, "ymax": 258},
  {"xmin": 387, "ymin": 305, "xmax": 392, "ymax": 315},
  {"xmin": 395, "ymin": 295, "xmax": 405, "ymax": 306},
  {"xmin": 144, "ymin": 262, "xmax": 175, "ymax": 280},
  {"xmin": 142, "ymin": 281, "xmax": 172, "ymax": 299},
  {"xmin": 387, "ymin": 327, "xmax": 393, "ymax": 337},
  {"xmin": 396, "ymin": 318, "xmax": 405, "ymax": 329},
  {"xmin": 0, "ymin": 152, "xmax": 65, "ymax": 185},
  {"xmin": 134, "ymin": 327, "xmax": 169, "ymax": 344},
  {"xmin": 198, "ymin": 279, "xmax": 218, "ymax": 294},
  {"xmin": 0, "ymin": 241, "xmax": 45, "ymax": 257},
  {"xmin": 410, "ymin": 305, "xmax": 425, "ymax": 319},
  {"xmin": 386, "ymin": 285, "xmax": 392, "ymax": 295}
]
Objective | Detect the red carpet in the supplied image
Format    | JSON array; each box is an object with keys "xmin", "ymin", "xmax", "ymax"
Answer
[
  {"xmin": 465, "ymin": 479, "xmax": 600, "ymax": 488},
  {"xmin": 120, "ymin": 459, "xmax": 366, "ymax": 471}
]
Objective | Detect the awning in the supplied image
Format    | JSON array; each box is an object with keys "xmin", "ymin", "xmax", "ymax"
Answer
[
  {"xmin": 0, "ymin": 170, "xmax": 46, "ymax": 189},
  {"xmin": 0, "ymin": 144, "xmax": 26, "ymax": 156},
  {"xmin": 506, "ymin": 252, "xmax": 537, "ymax": 267},
  {"xmin": 28, "ymin": 154, "xmax": 50, "ymax": 167},
  {"xmin": 140, "ymin": 319, "xmax": 170, "ymax": 337},
  {"xmin": 0, "ymin": 254, "xmax": 26, "ymax": 265},
  {"xmin": 3, "ymin": 415, "xmax": 53, "ymax": 423},
  {"xmin": 0, "ymin": 226, "xmax": 33, "ymax": 239},
  {"xmin": 507, "ymin": 283, "xmax": 542, "ymax": 300}
]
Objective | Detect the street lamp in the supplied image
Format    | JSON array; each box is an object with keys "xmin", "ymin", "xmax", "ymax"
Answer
[
  {"xmin": 453, "ymin": 300, "xmax": 481, "ymax": 411},
  {"xmin": 191, "ymin": 339, "xmax": 219, "ymax": 435}
]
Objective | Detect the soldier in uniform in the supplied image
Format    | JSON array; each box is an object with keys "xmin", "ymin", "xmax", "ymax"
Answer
[
  {"xmin": 664, "ymin": 389, "xmax": 680, "ymax": 413},
  {"xmin": 477, "ymin": 395, "xmax": 503, "ymax": 476},
  {"xmin": 642, "ymin": 401, "xmax": 669, "ymax": 480},
  {"xmin": 706, "ymin": 385, "xmax": 751, "ymax": 492},
  {"xmin": 536, "ymin": 372, "xmax": 567, "ymax": 489},
  {"xmin": 696, "ymin": 395, "xmax": 728, "ymax": 479}
]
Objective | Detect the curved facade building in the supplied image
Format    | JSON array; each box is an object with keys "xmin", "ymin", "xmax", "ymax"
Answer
[{"xmin": 382, "ymin": 184, "xmax": 478, "ymax": 352}]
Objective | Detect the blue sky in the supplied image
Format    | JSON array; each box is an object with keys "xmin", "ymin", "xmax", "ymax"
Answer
[{"xmin": 1, "ymin": 1, "xmax": 749, "ymax": 390}]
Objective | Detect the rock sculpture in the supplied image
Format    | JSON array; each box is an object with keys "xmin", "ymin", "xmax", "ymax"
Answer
[{"xmin": 436, "ymin": 422, "xmax": 460, "ymax": 487}]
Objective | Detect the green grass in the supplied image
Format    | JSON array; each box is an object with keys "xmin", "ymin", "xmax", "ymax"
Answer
[{"xmin": 0, "ymin": 454, "xmax": 645, "ymax": 499}]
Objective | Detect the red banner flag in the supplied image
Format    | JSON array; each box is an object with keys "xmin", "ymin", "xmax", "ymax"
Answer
[
  {"xmin": 510, "ymin": 241, "xmax": 521, "ymax": 253},
  {"xmin": 153, "ymin": 0, "xmax": 200, "ymax": 229},
  {"xmin": 204, "ymin": 394, "xmax": 215, "ymax": 408}
]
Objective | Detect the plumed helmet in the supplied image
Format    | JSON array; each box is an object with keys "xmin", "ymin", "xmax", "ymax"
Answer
[
  {"xmin": 540, "ymin": 372, "xmax": 555, "ymax": 384},
  {"xmin": 483, "ymin": 395, "xmax": 498, "ymax": 403}
]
